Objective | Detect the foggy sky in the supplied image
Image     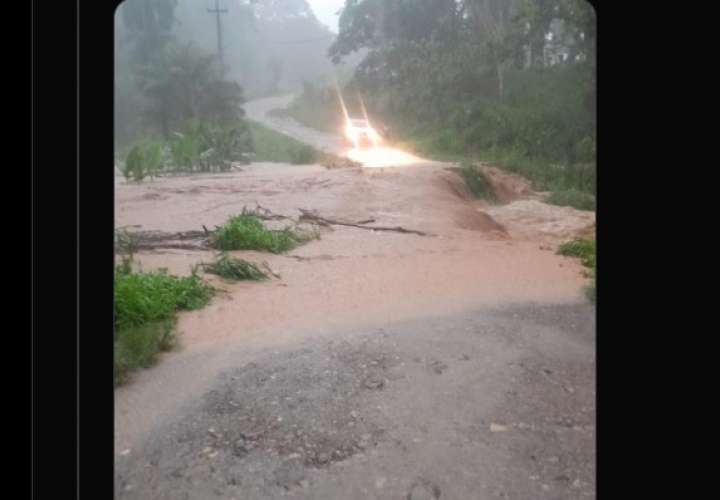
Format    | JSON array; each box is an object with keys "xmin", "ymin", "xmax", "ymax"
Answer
[{"xmin": 306, "ymin": 0, "xmax": 344, "ymax": 33}]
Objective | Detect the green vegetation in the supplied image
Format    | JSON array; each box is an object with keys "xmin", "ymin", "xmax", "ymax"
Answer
[
  {"xmin": 211, "ymin": 212, "xmax": 314, "ymax": 254},
  {"xmin": 558, "ymin": 237, "xmax": 596, "ymax": 303},
  {"xmin": 201, "ymin": 254, "xmax": 269, "ymax": 281},
  {"xmin": 114, "ymin": 266, "xmax": 215, "ymax": 385},
  {"xmin": 545, "ymin": 189, "xmax": 596, "ymax": 211},
  {"xmin": 122, "ymin": 141, "xmax": 163, "ymax": 182},
  {"xmin": 459, "ymin": 162, "xmax": 496, "ymax": 201},
  {"xmin": 247, "ymin": 121, "xmax": 321, "ymax": 164},
  {"xmin": 115, "ymin": 319, "xmax": 177, "ymax": 385},
  {"xmin": 558, "ymin": 238, "xmax": 595, "ymax": 268},
  {"xmin": 166, "ymin": 120, "xmax": 253, "ymax": 172}
]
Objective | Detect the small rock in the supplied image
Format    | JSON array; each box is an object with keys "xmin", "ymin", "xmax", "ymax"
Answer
[
  {"xmin": 490, "ymin": 423, "xmax": 509, "ymax": 432},
  {"xmin": 364, "ymin": 377, "xmax": 385, "ymax": 390},
  {"xmin": 572, "ymin": 479, "xmax": 582, "ymax": 488},
  {"xmin": 429, "ymin": 359, "xmax": 448, "ymax": 374},
  {"xmin": 120, "ymin": 449, "xmax": 131, "ymax": 456}
]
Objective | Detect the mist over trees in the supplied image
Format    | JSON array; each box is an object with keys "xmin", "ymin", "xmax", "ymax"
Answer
[{"xmin": 114, "ymin": 0, "xmax": 343, "ymax": 149}]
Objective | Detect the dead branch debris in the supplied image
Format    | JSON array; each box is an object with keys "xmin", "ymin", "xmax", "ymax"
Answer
[
  {"xmin": 126, "ymin": 230, "xmax": 211, "ymax": 251},
  {"xmin": 120, "ymin": 204, "xmax": 431, "ymax": 252},
  {"xmin": 298, "ymin": 209, "xmax": 432, "ymax": 236}
]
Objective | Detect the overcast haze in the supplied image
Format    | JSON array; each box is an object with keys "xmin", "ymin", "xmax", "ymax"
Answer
[{"xmin": 307, "ymin": 0, "xmax": 344, "ymax": 33}]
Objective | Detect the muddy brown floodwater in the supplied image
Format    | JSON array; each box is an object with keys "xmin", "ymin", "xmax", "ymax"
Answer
[
  {"xmin": 114, "ymin": 96, "xmax": 595, "ymax": 499},
  {"xmin": 115, "ymin": 161, "xmax": 592, "ymax": 350}
]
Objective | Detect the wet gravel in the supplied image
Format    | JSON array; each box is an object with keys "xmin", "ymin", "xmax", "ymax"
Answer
[{"xmin": 116, "ymin": 303, "xmax": 595, "ymax": 499}]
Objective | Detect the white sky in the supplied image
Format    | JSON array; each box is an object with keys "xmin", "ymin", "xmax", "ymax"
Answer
[{"xmin": 306, "ymin": 0, "xmax": 345, "ymax": 33}]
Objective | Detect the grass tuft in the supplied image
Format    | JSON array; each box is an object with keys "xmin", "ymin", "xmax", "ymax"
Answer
[
  {"xmin": 114, "ymin": 268, "xmax": 214, "ymax": 385},
  {"xmin": 459, "ymin": 162, "xmax": 496, "ymax": 201},
  {"xmin": 557, "ymin": 238, "xmax": 596, "ymax": 304},
  {"xmin": 211, "ymin": 212, "xmax": 312, "ymax": 254},
  {"xmin": 557, "ymin": 238, "xmax": 596, "ymax": 269},
  {"xmin": 202, "ymin": 253, "xmax": 269, "ymax": 281}
]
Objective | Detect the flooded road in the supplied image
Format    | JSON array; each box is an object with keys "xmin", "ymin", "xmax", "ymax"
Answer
[{"xmin": 114, "ymin": 97, "xmax": 595, "ymax": 499}]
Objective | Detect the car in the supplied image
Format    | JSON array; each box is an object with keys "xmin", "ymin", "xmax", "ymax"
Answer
[{"xmin": 344, "ymin": 118, "xmax": 382, "ymax": 149}]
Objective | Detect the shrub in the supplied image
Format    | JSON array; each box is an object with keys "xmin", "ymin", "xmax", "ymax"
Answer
[
  {"xmin": 114, "ymin": 268, "xmax": 214, "ymax": 332},
  {"xmin": 557, "ymin": 238, "xmax": 596, "ymax": 269},
  {"xmin": 459, "ymin": 162, "xmax": 496, "ymax": 201},
  {"xmin": 211, "ymin": 213, "xmax": 307, "ymax": 254},
  {"xmin": 123, "ymin": 140, "xmax": 163, "ymax": 182},
  {"xmin": 167, "ymin": 120, "xmax": 253, "ymax": 172},
  {"xmin": 114, "ymin": 268, "xmax": 214, "ymax": 384}
]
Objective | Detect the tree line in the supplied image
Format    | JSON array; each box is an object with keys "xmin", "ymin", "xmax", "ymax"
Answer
[{"xmin": 326, "ymin": 0, "xmax": 596, "ymax": 196}]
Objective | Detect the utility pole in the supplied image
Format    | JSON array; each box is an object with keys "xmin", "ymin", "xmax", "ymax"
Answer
[{"xmin": 207, "ymin": 0, "xmax": 228, "ymax": 75}]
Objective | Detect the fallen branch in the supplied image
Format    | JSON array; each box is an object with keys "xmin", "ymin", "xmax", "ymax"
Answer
[
  {"xmin": 297, "ymin": 209, "xmax": 432, "ymax": 236},
  {"xmin": 244, "ymin": 203, "xmax": 294, "ymax": 221},
  {"xmin": 261, "ymin": 261, "xmax": 282, "ymax": 279},
  {"xmin": 127, "ymin": 230, "xmax": 212, "ymax": 251}
]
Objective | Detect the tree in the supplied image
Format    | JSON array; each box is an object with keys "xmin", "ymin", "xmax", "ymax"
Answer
[
  {"xmin": 120, "ymin": 0, "xmax": 178, "ymax": 65},
  {"xmin": 134, "ymin": 42, "xmax": 218, "ymax": 137}
]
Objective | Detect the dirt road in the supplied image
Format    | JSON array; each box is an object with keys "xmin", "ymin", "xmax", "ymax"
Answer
[{"xmin": 114, "ymin": 96, "xmax": 595, "ymax": 499}]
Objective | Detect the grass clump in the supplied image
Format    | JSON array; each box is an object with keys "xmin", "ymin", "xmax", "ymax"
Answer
[
  {"xmin": 114, "ymin": 267, "xmax": 215, "ymax": 385},
  {"xmin": 115, "ymin": 268, "xmax": 214, "ymax": 330},
  {"xmin": 211, "ymin": 212, "xmax": 312, "ymax": 254},
  {"xmin": 248, "ymin": 121, "xmax": 321, "ymax": 164},
  {"xmin": 459, "ymin": 162, "xmax": 496, "ymax": 201},
  {"xmin": 557, "ymin": 238, "xmax": 596, "ymax": 304},
  {"xmin": 546, "ymin": 189, "xmax": 596, "ymax": 211},
  {"xmin": 201, "ymin": 253, "xmax": 268, "ymax": 281},
  {"xmin": 557, "ymin": 238, "xmax": 596, "ymax": 269},
  {"xmin": 114, "ymin": 319, "xmax": 177, "ymax": 385}
]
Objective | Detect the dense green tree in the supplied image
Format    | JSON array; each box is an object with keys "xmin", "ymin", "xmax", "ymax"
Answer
[{"xmin": 133, "ymin": 42, "xmax": 246, "ymax": 137}]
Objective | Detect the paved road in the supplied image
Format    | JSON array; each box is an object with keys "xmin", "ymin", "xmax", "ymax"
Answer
[{"xmin": 245, "ymin": 95, "xmax": 348, "ymax": 155}]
